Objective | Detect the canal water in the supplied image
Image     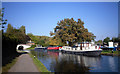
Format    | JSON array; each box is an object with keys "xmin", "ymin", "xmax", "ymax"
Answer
[{"xmin": 32, "ymin": 49, "xmax": 119, "ymax": 72}]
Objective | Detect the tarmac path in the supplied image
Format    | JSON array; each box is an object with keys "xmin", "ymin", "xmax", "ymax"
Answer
[{"xmin": 8, "ymin": 54, "xmax": 39, "ymax": 72}]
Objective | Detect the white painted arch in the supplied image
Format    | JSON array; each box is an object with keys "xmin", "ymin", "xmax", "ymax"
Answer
[{"xmin": 16, "ymin": 44, "xmax": 31, "ymax": 50}]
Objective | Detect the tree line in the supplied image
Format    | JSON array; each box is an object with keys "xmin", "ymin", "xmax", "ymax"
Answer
[
  {"xmin": 2, "ymin": 24, "xmax": 30, "ymax": 58},
  {"xmin": 27, "ymin": 33, "xmax": 51, "ymax": 46},
  {"xmin": 1, "ymin": 8, "xmax": 30, "ymax": 59},
  {"xmin": 96, "ymin": 37, "xmax": 120, "ymax": 46},
  {"xmin": 28, "ymin": 18, "xmax": 96, "ymax": 47}
]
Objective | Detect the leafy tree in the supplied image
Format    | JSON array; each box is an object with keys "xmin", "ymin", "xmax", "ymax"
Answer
[
  {"xmin": 2, "ymin": 8, "xmax": 29, "ymax": 66},
  {"xmin": 27, "ymin": 33, "xmax": 51, "ymax": 46},
  {"xmin": 27, "ymin": 33, "xmax": 34, "ymax": 38},
  {"xmin": 49, "ymin": 37, "xmax": 64, "ymax": 46},
  {"xmin": 19, "ymin": 25, "xmax": 26, "ymax": 34},
  {"xmin": 6, "ymin": 24, "xmax": 13, "ymax": 33},
  {"xmin": 12, "ymin": 29, "xmax": 28, "ymax": 44},
  {"xmin": 0, "ymin": 8, "xmax": 7, "ymax": 30},
  {"xmin": 96, "ymin": 40, "xmax": 103, "ymax": 45},
  {"xmin": 103, "ymin": 37, "xmax": 110, "ymax": 45},
  {"xmin": 6, "ymin": 24, "xmax": 28, "ymax": 44},
  {"xmin": 112, "ymin": 37, "xmax": 120, "ymax": 42},
  {"xmin": 50, "ymin": 18, "xmax": 96, "ymax": 46}
]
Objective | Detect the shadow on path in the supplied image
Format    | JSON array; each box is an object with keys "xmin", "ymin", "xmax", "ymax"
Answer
[{"xmin": 2, "ymin": 52, "xmax": 28, "ymax": 67}]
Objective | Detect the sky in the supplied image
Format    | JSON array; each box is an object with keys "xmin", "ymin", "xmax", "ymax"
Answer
[
  {"xmin": 2, "ymin": 2, "xmax": 118, "ymax": 41},
  {"xmin": 2, "ymin": 0, "xmax": 120, "ymax": 2}
]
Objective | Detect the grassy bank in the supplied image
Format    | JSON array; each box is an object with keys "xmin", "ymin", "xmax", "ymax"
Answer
[
  {"xmin": 27, "ymin": 45, "xmax": 36, "ymax": 50},
  {"xmin": 27, "ymin": 47, "xmax": 35, "ymax": 50},
  {"xmin": 101, "ymin": 50, "xmax": 120, "ymax": 56},
  {"xmin": 29, "ymin": 53, "xmax": 50, "ymax": 72}
]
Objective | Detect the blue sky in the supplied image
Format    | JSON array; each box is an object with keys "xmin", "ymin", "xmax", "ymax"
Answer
[{"xmin": 2, "ymin": 2, "xmax": 118, "ymax": 41}]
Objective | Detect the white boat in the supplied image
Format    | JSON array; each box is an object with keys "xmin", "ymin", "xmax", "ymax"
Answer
[
  {"xmin": 61, "ymin": 42, "xmax": 102, "ymax": 56},
  {"xmin": 35, "ymin": 47, "xmax": 47, "ymax": 49},
  {"xmin": 35, "ymin": 45, "xmax": 47, "ymax": 49}
]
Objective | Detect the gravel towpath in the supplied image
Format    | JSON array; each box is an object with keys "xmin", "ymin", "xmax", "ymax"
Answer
[{"xmin": 8, "ymin": 54, "xmax": 39, "ymax": 72}]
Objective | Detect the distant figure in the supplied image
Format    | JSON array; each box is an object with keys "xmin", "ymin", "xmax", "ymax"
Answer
[{"xmin": 112, "ymin": 50, "xmax": 113, "ymax": 53}]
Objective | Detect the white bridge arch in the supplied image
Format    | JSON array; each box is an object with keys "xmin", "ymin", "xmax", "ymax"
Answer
[{"xmin": 16, "ymin": 44, "xmax": 31, "ymax": 50}]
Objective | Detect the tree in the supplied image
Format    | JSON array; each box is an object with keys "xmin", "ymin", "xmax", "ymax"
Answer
[
  {"xmin": 50, "ymin": 18, "xmax": 96, "ymax": 46},
  {"xmin": 19, "ymin": 25, "xmax": 26, "ymax": 34},
  {"xmin": 0, "ymin": 8, "xmax": 7, "ymax": 30},
  {"xmin": 103, "ymin": 37, "xmax": 110, "ymax": 45},
  {"xmin": 112, "ymin": 37, "xmax": 120, "ymax": 42},
  {"xmin": 49, "ymin": 37, "xmax": 63, "ymax": 46},
  {"xmin": 27, "ymin": 33, "xmax": 51, "ymax": 46},
  {"xmin": 96, "ymin": 40, "xmax": 103, "ymax": 45},
  {"xmin": 12, "ymin": 28, "xmax": 28, "ymax": 44},
  {"xmin": 27, "ymin": 33, "xmax": 34, "ymax": 38},
  {"xmin": 6, "ymin": 24, "xmax": 28, "ymax": 44},
  {"xmin": 6, "ymin": 24, "xmax": 13, "ymax": 33}
]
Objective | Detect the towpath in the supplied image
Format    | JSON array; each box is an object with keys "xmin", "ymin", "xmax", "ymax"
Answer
[{"xmin": 8, "ymin": 54, "xmax": 39, "ymax": 72}]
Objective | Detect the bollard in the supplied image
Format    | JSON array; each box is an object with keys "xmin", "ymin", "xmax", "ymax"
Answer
[{"xmin": 34, "ymin": 56, "xmax": 36, "ymax": 58}]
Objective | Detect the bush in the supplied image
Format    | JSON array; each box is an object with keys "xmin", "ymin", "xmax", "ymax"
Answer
[{"xmin": 31, "ymin": 45, "xmax": 36, "ymax": 48}]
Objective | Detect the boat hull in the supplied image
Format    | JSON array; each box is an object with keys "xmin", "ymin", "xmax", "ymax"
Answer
[
  {"xmin": 47, "ymin": 47, "xmax": 59, "ymax": 51},
  {"xmin": 61, "ymin": 50, "xmax": 102, "ymax": 56},
  {"xmin": 35, "ymin": 47, "xmax": 47, "ymax": 49}
]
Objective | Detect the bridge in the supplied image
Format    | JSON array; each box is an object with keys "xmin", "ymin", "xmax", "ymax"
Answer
[{"xmin": 16, "ymin": 44, "xmax": 31, "ymax": 50}]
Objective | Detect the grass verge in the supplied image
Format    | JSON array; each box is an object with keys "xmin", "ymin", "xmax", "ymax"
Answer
[
  {"xmin": 2, "ymin": 56, "xmax": 18, "ymax": 72},
  {"xmin": 101, "ymin": 50, "xmax": 120, "ymax": 56},
  {"xmin": 29, "ymin": 53, "xmax": 50, "ymax": 72},
  {"xmin": 27, "ymin": 47, "xmax": 35, "ymax": 50},
  {"xmin": 27, "ymin": 45, "xmax": 36, "ymax": 50}
]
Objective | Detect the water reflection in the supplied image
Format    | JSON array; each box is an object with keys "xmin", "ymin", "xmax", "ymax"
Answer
[
  {"xmin": 47, "ymin": 51, "xmax": 59, "ymax": 58},
  {"xmin": 51, "ymin": 58, "xmax": 90, "ymax": 72},
  {"xmin": 32, "ymin": 49, "xmax": 118, "ymax": 72},
  {"xmin": 58, "ymin": 53, "xmax": 101, "ymax": 67}
]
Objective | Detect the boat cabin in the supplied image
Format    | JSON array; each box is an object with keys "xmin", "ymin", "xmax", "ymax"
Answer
[{"xmin": 74, "ymin": 42, "xmax": 99, "ymax": 50}]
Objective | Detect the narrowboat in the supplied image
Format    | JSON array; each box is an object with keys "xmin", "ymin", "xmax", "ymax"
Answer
[
  {"xmin": 47, "ymin": 46, "xmax": 62, "ymax": 51},
  {"xmin": 61, "ymin": 42, "xmax": 102, "ymax": 56}
]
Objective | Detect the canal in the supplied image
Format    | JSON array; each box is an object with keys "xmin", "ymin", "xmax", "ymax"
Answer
[{"xmin": 31, "ymin": 49, "xmax": 119, "ymax": 72}]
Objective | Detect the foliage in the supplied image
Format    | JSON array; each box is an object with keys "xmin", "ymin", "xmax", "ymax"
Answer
[
  {"xmin": 2, "ymin": 8, "xmax": 29, "ymax": 70},
  {"xmin": 19, "ymin": 25, "xmax": 26, "ymax": 34},
  {"xmin": 6, "ymin": 24, "xmax": 13, "ymax": 33},
  {"xmin": 112, "ymin": 37, "xmax": 120, "ymax": 42},
  {"xmin": 50, "ymin": 18, "xmax": 96, "ymax": 46},
  {"xmin": 49, "ymin": 37, "xmax": 64, "ymax": 46},
  {"xmin": 2, "ymin": 34, "xmax": 18, "ymax": 58},
  {"xmin": 27, "ymin": 45, "xmax": 36, "ymax": 50},
  {"xmin": 96, "ymin": 40, "xmax": 103, "ymax": 45},
  {"xmin": 27, "ymin": 33, "xmax": 51, "ymax": 46},
  {"xmin": 103, "ymin": 37, "xmax": 110, "ymax": 45},
  {"xmin": 6, "ymin": 24, "xmax": 28, "ymax": 44},
  {"xmin": 31, "ymin": 45, "xmax": 36, "ymax": 48},
  {"xmin": 3, "ymin": 24, "xmax": 28, "ymax": 57},
  {"xmin": 0, "ymin": 8, "xmax": 7, "ymax": 29},
  {"xmin": 29, "ymin": 53, "xmax": 50, "ymax": 72}
]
